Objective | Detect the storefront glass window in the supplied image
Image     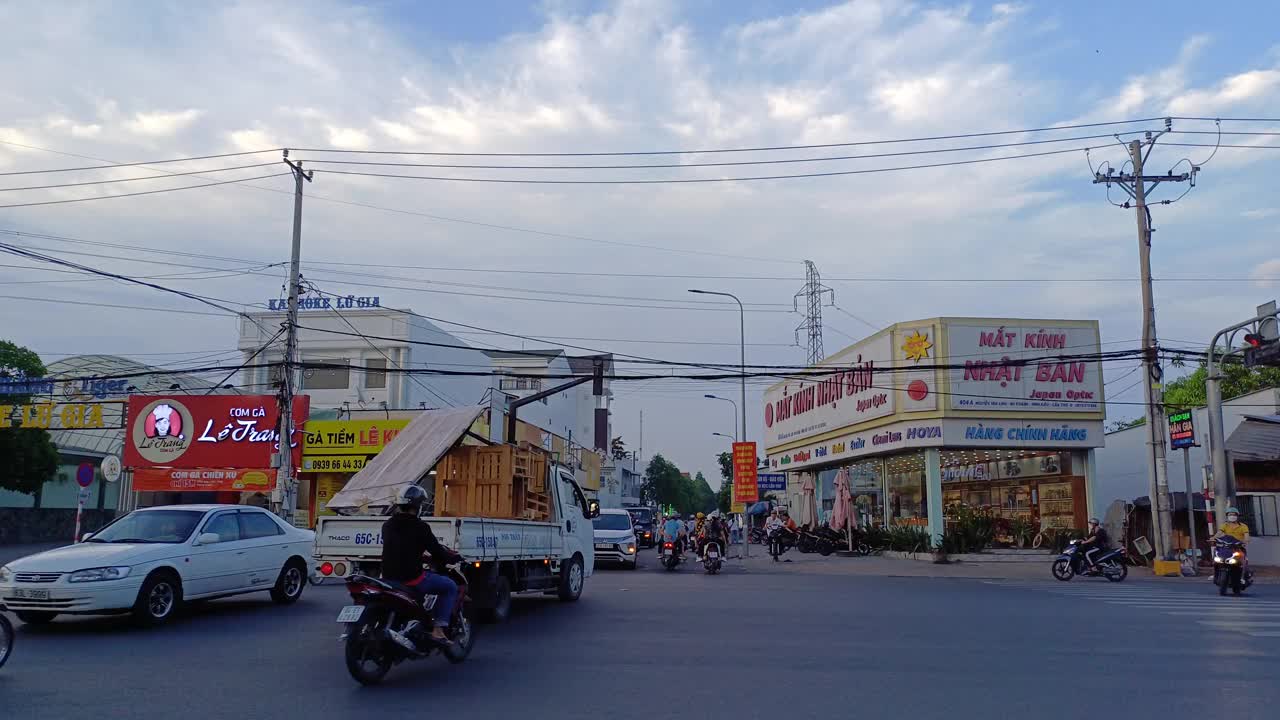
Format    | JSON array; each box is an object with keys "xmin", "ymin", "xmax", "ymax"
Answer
[
  {"xmin": 885, "ymin": 451, "xmax": 928, "ymax": 527},
  {"xmin": 846, "ymin": 459, "xmax": 884, "ymax": 529}
]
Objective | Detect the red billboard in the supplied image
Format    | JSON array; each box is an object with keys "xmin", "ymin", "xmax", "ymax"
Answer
[{"xmin": 122, "ymin": 395, "xmax": 309, "ymax": 469}]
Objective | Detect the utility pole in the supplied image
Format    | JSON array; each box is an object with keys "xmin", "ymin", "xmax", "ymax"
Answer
[
  {"xmin": 793, "ymin": 260, "xmax": 835, "ymax": 366},
  {"xmin": 276, "ymin": 150, "xmax": 312, "ymax": 525},
  {"xmin": 1092, "ymin": 121, "xmax": 1197, "ymax": 561}
]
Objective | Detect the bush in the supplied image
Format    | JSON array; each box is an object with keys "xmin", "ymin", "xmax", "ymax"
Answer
[{"xmin": 941, "ymin": 503, "xmax": 996, "ymax": 554}]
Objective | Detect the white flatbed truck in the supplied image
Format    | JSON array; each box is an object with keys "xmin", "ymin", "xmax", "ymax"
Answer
[{"xmin": 312, "ymin": 407, "xmax": 599, "ymax": 622}]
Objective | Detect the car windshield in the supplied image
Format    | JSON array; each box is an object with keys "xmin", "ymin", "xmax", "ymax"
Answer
[
  {"xmin": 627, "ymin": 509, "xmax": 652, "ymax": 525},
  {"xmin": 86, "ymin": 510, "xmax": 204, "ymax": 544},
  {"xmin": 593, "ymin": 514, "xmax": 632, "ymax": 531}
]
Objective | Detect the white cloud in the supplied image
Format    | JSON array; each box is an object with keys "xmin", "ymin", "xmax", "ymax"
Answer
[
  {"xmin": 227, "ymin": 128, "xmax": 279, "ymax": 152},
  {"xmin": 1252, "ymin": 259, "xmax": 1280, "ymax": 288},
  {"xmin": 1242, "ymin": 208, "xmax": 1279, "ymax": 220},
  {"xmin": 1168, "ymin": 69, "xmax": 1280, "ymax": 114},
  {"xmin": 125, "ymin": 109, "xmax": 202, "ymax": 137},
  {"xmin": 326, "ymin": 126, "xmax": 372, "ymax": 150}
]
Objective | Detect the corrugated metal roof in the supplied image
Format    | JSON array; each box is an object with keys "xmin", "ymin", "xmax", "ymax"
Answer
[
  {"xmin": 1225, "ymin": 415, "xmax": 1280, "ymax": 462},
  {"xmin": 42, "ymin": 354, "xmax": 239, "ymax": 457},
  {"xmin": 326, "ymin": 405, "xmax": 485, "ymax": 511}
]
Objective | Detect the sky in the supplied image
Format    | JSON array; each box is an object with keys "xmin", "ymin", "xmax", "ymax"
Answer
[{"xmin": 2, "ymin": 0, "xmax": 1279, "ymax": 485}]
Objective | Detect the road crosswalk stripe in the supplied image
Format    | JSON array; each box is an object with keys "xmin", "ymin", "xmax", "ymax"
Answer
[{"xmin": 981, "ymin": 580, "xmax": 1278, "ymax": 638}]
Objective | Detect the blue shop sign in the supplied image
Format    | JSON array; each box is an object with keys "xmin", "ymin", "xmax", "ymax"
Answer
[{"xmin": 758, "ymin": 473, "xmax": 787, "ymax": 492}]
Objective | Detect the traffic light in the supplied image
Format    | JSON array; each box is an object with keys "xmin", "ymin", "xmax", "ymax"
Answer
[{"xmin": 1244, "ymin": 301, "xmax": 1280, "ymax": 368}]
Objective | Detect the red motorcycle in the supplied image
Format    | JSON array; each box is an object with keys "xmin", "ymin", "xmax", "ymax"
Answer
[{"xmin": 337, "ymin": 562, "xmax": 474, "ymax": 685}]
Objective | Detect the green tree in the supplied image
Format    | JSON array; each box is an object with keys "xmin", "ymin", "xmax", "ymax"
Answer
[
  {"xmin": 0, "ymin": 340, "xmax": 60, "ymax": 496},
  {"xmin": 716, "ymin": 451, "xmax": 733, "ymax": 512},
  {"xmin": 692, "ymin": 471, "xmax": 717, "ymax": 514},
  {"xmin": 642, "ymin": 454, "xmax": 688, "ymax": 511},
  {"xmin": 1105, "ymin": 356, "xmax": 1280, "ymax": 432},
  {"xmin": 1163, "ymin": 359, "xmax": 1280, "ymax": 411}
]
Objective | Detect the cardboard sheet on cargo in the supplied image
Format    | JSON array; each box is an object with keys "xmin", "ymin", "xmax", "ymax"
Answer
[{"xmin": 325, "ymin": 405, "xmax": 485, "ymax": 511}]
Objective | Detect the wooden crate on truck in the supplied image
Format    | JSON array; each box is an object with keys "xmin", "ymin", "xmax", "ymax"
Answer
[{"xmin": 434, "ymin": 444, "xmax": 552, "ymax": 521}]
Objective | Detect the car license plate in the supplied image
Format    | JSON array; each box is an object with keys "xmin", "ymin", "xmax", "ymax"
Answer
[
  {"xmin": 335, "ymin": 605, "xmax": 364, "ymax": 623},
  {"xmin": 14, "ymin": 588, "xmax": 50, "ymax": 600},
  {"xmin": 595, "ymin": 543, "xmax": 610, "ymax": 550}
]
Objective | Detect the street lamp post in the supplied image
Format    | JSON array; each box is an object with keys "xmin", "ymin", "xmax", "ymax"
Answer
[
  {"xmin": 704, "ymin": 394, "xmax": 738, "ymax": 442},
  {"xmin": 693, "ymin": 290, "xmax": 748, "ymax": 558},
  {"xmin": 712, "ymin": 431, "xmax": 737, "ymax": 442}
]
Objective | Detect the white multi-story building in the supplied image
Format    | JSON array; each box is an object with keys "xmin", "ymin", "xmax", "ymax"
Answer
[
  {"xmin": 237, "ymin": 306, "xmax": 493, "ymax": 413},
  {"xmin": 484, "ymin": 350, "xmax": 613, "ymax": 452}
]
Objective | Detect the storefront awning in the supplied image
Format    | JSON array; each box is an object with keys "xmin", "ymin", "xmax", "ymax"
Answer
[
  {"xmin": 1225, "ymin": 414, "xmax": 1280, "ymax": 463},
  {"xmin": 325, "ymin": 405, "xmax": 485, "ymax": 511}
]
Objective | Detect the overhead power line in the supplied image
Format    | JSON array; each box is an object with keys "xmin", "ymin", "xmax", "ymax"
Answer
[
  {"xmin": 0, "ymin": 171, "xmax": 291, "ymax": 209},
  {"xmin": 312, "ymin": 144, "xmax": 1111, "ymax": 185},
  {"xmin": 291, "ymin": 117, "xmax": 1169, "ymax": 157},
  {"xmin": 0, "ymin": 162, "xmax": 280, "ymax": 192},
  {"xmin": 295, "ymin": 130, "xmax": 1155, "ymax": 170},
  {"xmin": 0, "ymin": 144, "xmax": 284, "ymax": 176}
]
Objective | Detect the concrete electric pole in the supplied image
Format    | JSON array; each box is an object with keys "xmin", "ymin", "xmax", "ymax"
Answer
[
  {"xmin": 276, "ymin": 150, "xmax": 312, "ymax": 525},
  {"xmin": 1092, "ymin": 121, "xmax": 1198, "ymax": 561}
]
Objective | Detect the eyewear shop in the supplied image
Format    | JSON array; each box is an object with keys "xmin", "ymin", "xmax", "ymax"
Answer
[{"xmin": 765, "ymin": 318, "xmax": 1106, "ymax": 542}]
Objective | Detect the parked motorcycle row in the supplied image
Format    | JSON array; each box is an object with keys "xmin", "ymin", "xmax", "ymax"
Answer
[{"xmin": 763, "ymin": 525, "xmax": 872, "ymax": 562}]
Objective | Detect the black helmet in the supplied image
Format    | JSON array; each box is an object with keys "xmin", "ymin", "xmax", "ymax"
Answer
[{"xmin": 394, "ymin": 485, "xmax": 427, "ymax": 513}]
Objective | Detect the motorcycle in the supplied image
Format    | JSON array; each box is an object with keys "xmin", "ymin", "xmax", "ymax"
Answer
[
  {"xmin": 1212, "ymin": 536, "xmax": 1254, "ymax": 596},
  {"xmin": 748, "ymin": 526, "xmax": 767, "ymax": 545},
  {"xmin": 796, "ymin": 528, "xmax": 835, "ymax": 556},
  {"xmin": 702, "ymin": 540, "xmax": 724, "ymax": 574},
  {"xmin": 337, "ymin": 562, "xmax": 474, "ymax": 685},
  {"xmin": 767, "ymin": 527, "xmax": 796, "ymax": 562},
  {"xmin": 660, "ymin": 541, "xmax": 683, "ymax": 571},
  {"xmin": 815, "ymin": 525, "xmax": 871, "ymax": 556},
  {"xmin": 1051, "ymin": 539, "xmax": 1127, "ymax": 582},
  {"xmin": 0, "ymin": 612, "xmax": 12, "ymax": 670}
]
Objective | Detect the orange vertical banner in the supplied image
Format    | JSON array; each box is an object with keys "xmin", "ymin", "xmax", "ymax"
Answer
[{"xmin": 732, "ymin": 441, "xmax": 758, "ymax": 505}]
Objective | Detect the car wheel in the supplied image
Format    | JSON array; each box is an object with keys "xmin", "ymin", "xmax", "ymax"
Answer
[
  {"xmin": 480, "ymin": 576, "xmax": 512, "ymax": 624},
  {"xmin": 557, "ymin": 555, "xmax": 584, "ymax": 602},
  {"xmin": 0, "ymin": 613, "xmax": 12, "ymax": 669},
  {"xmin": 133, "ymin": 571, "xmax": 182, "ymax": 626},
  {"xmin": 270, "ymin": 560, "xmax": 307, "ymax": 604},
  {"xmin": 15, "ymin": 610, "xmax": 57, "ymax": 625}
]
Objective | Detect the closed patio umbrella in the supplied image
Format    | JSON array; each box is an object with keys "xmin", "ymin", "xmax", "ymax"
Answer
[
  {"xmin": 798, "ymin": 474, "xmax": 819, "ymax": 530},
  {"xmin": 831, "ymin": 468, "xmax": 855, "ymax": 552}
]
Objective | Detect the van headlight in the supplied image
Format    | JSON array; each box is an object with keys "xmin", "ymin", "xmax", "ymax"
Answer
[{"xmin": 68, "ymin": 566, "xmax": 132, "ymax": 583}]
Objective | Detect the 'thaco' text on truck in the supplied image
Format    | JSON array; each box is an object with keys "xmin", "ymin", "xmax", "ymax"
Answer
[{"xmin": 313, "ymin": 406, "xmax": 600, "ymax": 622}]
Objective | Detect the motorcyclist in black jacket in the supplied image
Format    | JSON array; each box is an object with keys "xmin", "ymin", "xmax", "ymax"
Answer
[{"xmin": 381, "ymin": 485, "xmax": 462, "ymax": 644}]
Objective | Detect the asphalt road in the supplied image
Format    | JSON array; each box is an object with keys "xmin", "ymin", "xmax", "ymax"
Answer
[{"xmin": 4, "ymin": 553, "xmax": 1278, "ymax": 719}]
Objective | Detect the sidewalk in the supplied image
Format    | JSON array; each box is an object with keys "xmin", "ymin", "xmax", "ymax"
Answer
[{"xmin": 730, "ymin": 548, "xmax": 1279, "ymax": 584}]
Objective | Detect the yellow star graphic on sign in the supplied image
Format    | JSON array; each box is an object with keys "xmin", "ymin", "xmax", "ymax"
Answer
[{"xmin": 902, "ymin": 330, "xmax": 933, "ymax": 363}]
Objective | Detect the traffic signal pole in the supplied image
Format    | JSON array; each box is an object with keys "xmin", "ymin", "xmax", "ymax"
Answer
[{"xmin": 1206, "ymin": 302, "xmax": 1280, "ymax": 528}]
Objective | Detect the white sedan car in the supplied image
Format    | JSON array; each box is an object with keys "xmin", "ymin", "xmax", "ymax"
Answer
[{"xmin": 0, "ymin": 504, "xmax": 314, "ymax": 626}]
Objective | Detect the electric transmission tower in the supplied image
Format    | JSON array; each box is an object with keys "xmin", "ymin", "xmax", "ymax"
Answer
[{"xmin": 794, "ymin": 260, "xmax": 835, "ymax": 365}]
